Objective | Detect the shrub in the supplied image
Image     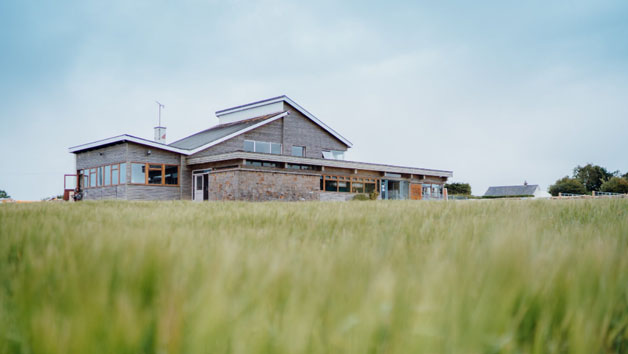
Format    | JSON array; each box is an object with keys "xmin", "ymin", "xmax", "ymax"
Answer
[
  {"xmin": 548, "ymin": 176, "xmax": 587, "ymax": 196},
  {"xmin": 600, "ymin": 177, "xmax": 628, "ymax": 194},
  {"xmin": 444, "ymin": 182, "xmax": 471, "ymax": 195},
  {"xmin": 352, "ymin": 194, "xmax": 370, "ymax": 201}
]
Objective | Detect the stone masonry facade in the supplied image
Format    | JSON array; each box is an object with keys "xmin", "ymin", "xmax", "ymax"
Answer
[{"xmin": 208, "ymin": 169, "xmax": 320, "ymax": 201}]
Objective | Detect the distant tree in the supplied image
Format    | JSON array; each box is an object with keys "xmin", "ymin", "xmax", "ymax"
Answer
[
  {"xmin": 623, "ymin": 172, "xmax": 628, "ymax": 180},
  {"xmin": 548, "ymin": 177, "xmax": 586, "ymax": 196},
  {"xmin": 573, "ymin": 164, "xmax": 613, "ymax": 192},
  {"xmin": 0, "ymin": 190, "xmax": 9, "ymax": 199},
  {"xmin": 445, "ymin": 182, "xmax": 471, "ymax": 195},
  {"xmin": 600, "ymin": 177, "xmax": 628, "ymax": 194}
]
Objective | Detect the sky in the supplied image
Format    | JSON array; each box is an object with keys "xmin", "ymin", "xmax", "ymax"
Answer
[{"xmin": 1, "ymin": 0, "xmax": 627, "ymax": 200}]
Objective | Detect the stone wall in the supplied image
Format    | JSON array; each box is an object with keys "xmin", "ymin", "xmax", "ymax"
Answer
[
  {"xmin": 206, "ymin": 169, "xmax": 320, "ymax": 201},
  {"xmin": 237, "ymin": 170, "xmax": 320, "ymax": 201}
]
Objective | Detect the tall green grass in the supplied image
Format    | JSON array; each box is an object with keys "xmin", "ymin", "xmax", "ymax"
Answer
[{"xmin": 1, "ymin": 199, "xmax": 627, "ymax": 353}]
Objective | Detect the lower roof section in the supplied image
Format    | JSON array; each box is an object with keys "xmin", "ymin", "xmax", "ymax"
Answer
[{"xmin": 187, "ymin": 152, "xmax": 453, "ymax": 178}]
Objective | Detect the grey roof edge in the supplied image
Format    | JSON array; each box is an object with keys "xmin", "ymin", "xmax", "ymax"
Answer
[
  {"xmin": 214, "ymin": 95, "xmax": 353, "ymax": 147},
  {"xmin": 68, "ymin": 134, "xmax": 189, "ymax": 154},
  {"xmin": 187, "ymin": 151, "xmax": 453, "ymax": 178},
  {"xmin": 216, "ymin": 95, "xmax": 286, "ymax": 115}
]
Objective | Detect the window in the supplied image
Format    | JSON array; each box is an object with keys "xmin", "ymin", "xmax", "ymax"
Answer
[
  {"xmin": 322, "ymin": 150, "xmax": 345, "ymax": 160},
  {"xmin": 256, "ymin": 141, "xmax": 270, "ymax": 154},
  {"xmin": 243, "ymin": 140, "xmax": 282, "ymax": 154},
  {"xmin": 104, "ymin": 165, "xmax": 111, "ymax": 186},
  {"xmin": 291, "ymin": 146, "xmax": 305, "ymax": 157},
  {"xmin": 97, "ymin": 167, "xmax": 103, "ymax": 186},
  {"xmin": 245, "ymin": 160, "xmax": 278, "ymax": 168},
  {"xmin": 131, "ymin": 163, "xmax": 146, "ymax": 184},
  {"xmin": 325, "ymin": 180, "xmax": 338, "ymax": 192},
  {"xmin": 90, "ymin": 168, "xmax": 97, "ymax": 187},
  {"xmin": 164, "ymin": 165, "xmax": 178, "ymax": 185},
  {"xmin": 111, "ymin": 165, "xmax": 119, "ymax": 185},
  {"xmin": 321, "ymin": 175, "xmax": 379, "ymax": 194},
  {"xmin": 148, "ymin": 165, "xmax": 163, "ymax": 184},
  {"xmin": 131, "ymin": 163, "xmax": 179, "ymax": 186},
  {"xmin": 286, "ymin": 163, "xmax": 315, "ymax": 170},
  {"xmin": 119, "ymin": 163, "xmax": 126, "ymax": 184},
  {"xmin": 81, "ymin": 163, "xmax": 126, "ymax": 189},
  {"xmin": 244, "ymin": 140, "xmax": 255, "ymax": 152}
]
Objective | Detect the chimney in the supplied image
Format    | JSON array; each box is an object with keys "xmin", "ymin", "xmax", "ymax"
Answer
[
  {"xmin": 154, "ymin": 126, "xmax": 166, "ymax": 144},
  {"xmin": 524, "ymin": 180, "xmax": 528, "ymax": 186}
]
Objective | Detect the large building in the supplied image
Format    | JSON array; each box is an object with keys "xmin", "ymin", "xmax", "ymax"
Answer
[{"xmin": 68, "ymin": 96, "xmax": 453, "ymax": 201}]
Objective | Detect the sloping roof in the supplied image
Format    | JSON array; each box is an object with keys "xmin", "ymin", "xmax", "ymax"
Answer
[
  {"xmin": 484, "ymin": 185, "xmax": 539, "ymax": 197},
  {"xmin": 69, "ymin": 111, "xmax": 288, "ymax": 155},
  {"xmin": 169, "ymin": 112, "xmax": 282, "ymax": 150},
  {"xmin": 68, "ymin": 134, "xmax": 190, "ymax": 154},
  {"xmin": 216, "ymin": 95, "xmax": 353, "ymax": 147}
]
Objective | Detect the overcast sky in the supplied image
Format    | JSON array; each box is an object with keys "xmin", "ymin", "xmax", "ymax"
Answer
[{"xmin": 1, "ymin": 0, "xmax": 627, "ymax": 200}]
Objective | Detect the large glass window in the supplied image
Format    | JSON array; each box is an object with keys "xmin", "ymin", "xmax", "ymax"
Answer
[
  {"xmin": 131, "ymin": 163, "xmax": 178, "ymax": 186},
  {"xmin": 244, "ymin": 140, "xmax": 255, "ymax": 152},
  {"xmin": 164, "ymin": 165, "xmax": 178, "ymax": 185},
  {"xmin": 119, "ymin": 163, "xmax": 126, "ymax": 184},
  {"xmin": 291, "ymin": 146, "xmax": 305, "ymax": 157},
  {"xmin": 322, "ymin": 150, "xmax": 345, "ymax": 160},
  {"xmin": 111, "ymin": 165, "xmax": 119, "ymax": 185},
  {"xmin": 147, "ymin": 165, "xmax": 162, "ymax": 185},
  {"xmin": 352, "ymin": 182, "xmax": 364, "ymax": 193},
  {"xmin": 81, "ymin": 163, "xmax": 126, "ymax": 188},
  {"xmin": 90, "ymin": 168, "xmax": 97, "ymax": 187},
  {"xmin": 321, "ymin": 175, "xmax": 379, "ymax": 194},
  {"xmin": 244, "ymin": 140, "xmax": 282, "ymax": 154},
  {"xmin": 256, "ymin": 141, "xmax": 270, "ymax": 154},
  {"xmin": 131, "ymin": 163, "xmax": 146, "ymax": 184},
  {"xmin": 104, "ymin": 165, "xmax": 111, "ymax": 186},
  {"xmin": 97, "ymin": 167, "xmax": 103, "ymax": 186}
]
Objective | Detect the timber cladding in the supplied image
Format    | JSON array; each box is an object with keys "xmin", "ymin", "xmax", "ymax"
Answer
[
  {"xmin": 75, "ymin": 142, "xmax": 189, "ymax": 200},
  {"xmin": 192, "ymin": 119, "xmax": 284, "ymax": 158},
  {"xmin": 283, "ymin": 105, "xmax": 348, "ymax": 159},
  {"xmin": 190, "ymin": 107, "xmax": 349, "ymax": 160}
]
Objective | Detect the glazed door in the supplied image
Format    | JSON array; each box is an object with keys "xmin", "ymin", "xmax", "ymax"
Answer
[{"xmin": 194, "ymin": 174, "xmax": 204, "ymax": 201}]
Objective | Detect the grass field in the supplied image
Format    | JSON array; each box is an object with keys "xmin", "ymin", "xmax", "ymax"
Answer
[{"xmin": 1, "ymin": 199, "xmax": 627, "ymax": 354}]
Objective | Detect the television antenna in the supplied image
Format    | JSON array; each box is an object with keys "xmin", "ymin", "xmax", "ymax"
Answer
[{"xmin": 155, "ymin": 101, "xmax": 165, "ymax": 126}]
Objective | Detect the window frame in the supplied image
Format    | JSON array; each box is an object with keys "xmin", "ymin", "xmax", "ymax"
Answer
[
  {"xmin": 129, "ymin": 162, "xmax": 180, "ymax": 187},
  {"xmin": 81, "ymin": 162, "xmax": 127, "ymax": 189},
  {"xmin": 291, "ymin": 145, "xmax": 305, "ymax": 157},
  {"xmin": 320, "ymin": 175, "xmax": 380, "ymax": 193},
  {"xmin": 243, "ymin": 140, "xmax": 282, "ymax": 155}
]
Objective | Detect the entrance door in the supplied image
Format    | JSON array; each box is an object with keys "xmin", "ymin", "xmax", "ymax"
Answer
[
  {"xmin": 410, "ymin": 183, "xmax": 422, "ymax": 200},
  {"xmin": 194, "ymin": 174, "xmax": 204, "ymax": 201}
]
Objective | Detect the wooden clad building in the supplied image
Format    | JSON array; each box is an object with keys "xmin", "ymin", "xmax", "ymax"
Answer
[{"xmin": 69, "ymin": 96, "xmax": 453, "ymax": 201}]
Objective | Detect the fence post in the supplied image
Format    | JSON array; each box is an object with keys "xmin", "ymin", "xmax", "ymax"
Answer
[
  {"xmin": 592, "ymin": 191, "xmax": 596, "ymax": 197},
  {"xmin": 558, "ymin": 192, "xmax": 562, "ymax": 198}
]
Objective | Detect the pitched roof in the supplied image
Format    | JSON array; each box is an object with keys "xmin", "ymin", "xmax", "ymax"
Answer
[
  {"xmin": 216, "ymin": 95, "xmax": 353, "ymax": 147},
  {"xmin": 168, "ymin": 112, "xmax": 282, "ymax": 150},
  {"xmin": 69, "ymin": 111, "xmax": 288, "ymax": 155},
  {"xmin": 483, "ymin": 185, "xmax": 539, "ymax": 197}
]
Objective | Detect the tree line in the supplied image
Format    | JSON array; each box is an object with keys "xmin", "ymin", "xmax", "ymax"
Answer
[{"xmin": 549, "ymin": 163, "xmax": 628, "ymax": 196}]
